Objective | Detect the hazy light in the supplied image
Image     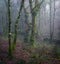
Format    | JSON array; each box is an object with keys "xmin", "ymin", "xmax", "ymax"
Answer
[
  {"xmin": 46, "ymin": 4, "xmax": 50, "ymax": 11},
  {"xmin": 55, "ymin": 1, "xmax": 59, "ymax": 7},
  {"xmin": 24, "ymin": 0, "xmax": 29, "ymax": 8},
  {"xmin": 12, "ymin": 0, "xmax": 17, "ymax": 4}
]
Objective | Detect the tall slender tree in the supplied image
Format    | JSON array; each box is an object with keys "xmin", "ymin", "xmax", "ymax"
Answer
[
  {"xmin": 29, "ymin": 0, "xmax": 44, "ymax": 45},
  {"xmin": 49, "ymin": 0, "xmax": 55, "ymax": 43},
  {"xmin": 49, "ymin": 0, "xmax": 52, "ymax": 43},
  {"xmin": 8, "ymin": 0, "xmax": 12, "ymax": 59},
  {"xmin": 23, "ymin": 8, "xmax": 30, "ymax": 43},
  {"xmin": 29, "ymin": 0, "xmax": 36, "ymax": 45},
  {"xmin": 52, "ymin": 0, "xmax": 55, "ymax": 40},
  {"xmin": 12, "ymin": 0, "xmax": 24, "ymax": 50}
]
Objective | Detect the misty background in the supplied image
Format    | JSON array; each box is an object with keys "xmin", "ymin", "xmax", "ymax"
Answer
[{"xmin": 0, "ymin": 0, "xmax": 60, "ymax": 42}]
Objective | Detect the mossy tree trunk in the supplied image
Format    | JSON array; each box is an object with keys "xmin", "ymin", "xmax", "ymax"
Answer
[
  {"xmin": 8, "ymin": 0, "xmax": 12, "ymax": 59},
  {"xmin": 12, "ymin": 0, "xmax": 24, "ymax": 50},
  {"xmin": 30, "ymin": 15, "xmax": 36, "ymax": 45},
  {"xmin": 29, "ymin": 0, "xmax": 44, "ymax": 45}
]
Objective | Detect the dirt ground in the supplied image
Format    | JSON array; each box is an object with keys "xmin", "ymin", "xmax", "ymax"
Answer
[{"xmin": 0, "ymin": 40, "xmax": 60, "ymax": 64}]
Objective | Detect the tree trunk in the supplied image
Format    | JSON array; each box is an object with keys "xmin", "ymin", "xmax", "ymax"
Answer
[
  {"xmin": 30, "ymin": 15, "xmax": 36, "ymax": 45},
  {"xmin": 29, "ymin": 0, "xmax": 44, "ymax": 45},
  {"xmin": 50, "ymin": 0, "xmax": 52, "ymax": 43},
  {"xmin": 12, "ymin": 0, "xmax": 24, "ymax": 50},
  {"xmin": 8, "ymin": 0, "xmax": 12, "ymax": 59}
]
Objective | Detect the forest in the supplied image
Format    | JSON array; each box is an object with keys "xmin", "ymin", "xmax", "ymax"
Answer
[{"xmin": 0, "ymin": 0, "xmax": 60, "ymax": 64}]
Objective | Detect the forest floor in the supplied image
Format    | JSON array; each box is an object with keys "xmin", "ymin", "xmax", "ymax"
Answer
[{"xmin": 0, "ymin": 39, "xmax": 60, "ymax": 64}]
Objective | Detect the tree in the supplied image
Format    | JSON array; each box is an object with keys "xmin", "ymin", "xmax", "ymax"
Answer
[
  {"xmin": 8, "ymin": 0, "xmax": 12, "ymax": 59},
  {"xmin": 12, "ymin": 0, "xmax": 25, "ymax": 50},
  {"xmin": 49, "ymin": 0, "xmax": 55, "ymax": 43},
  {"xmin": 52, "ymin": 0, "xmax": 55, "ymax": 40},
  {"xmin": 29, "ymin": 0, "xmax": 44, "ymax": 45},
  {"xmin": 49, "ymin": 0, "xmax": 52, "ymax": 43},
  {"xmin": 23, "ymin": 8, "xmax": 31, "ymax": 43}
]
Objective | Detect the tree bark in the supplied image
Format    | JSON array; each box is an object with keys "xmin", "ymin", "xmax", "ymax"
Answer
[
  {"xmin": 12, "ymin": 0, "xmax": 24, "ymax": 50},
  {"xmin": 29, "ymin": 0, "xmax": 44, "ymax": 45},
  {"xmin": 8, "ymin": 0, "xmax": 12, "ymax": 59}
]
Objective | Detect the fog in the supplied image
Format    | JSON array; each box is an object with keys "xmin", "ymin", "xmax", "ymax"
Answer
[{"xmin": 0, "ymin": 0, "xmax": 60, "ymax": 63}]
